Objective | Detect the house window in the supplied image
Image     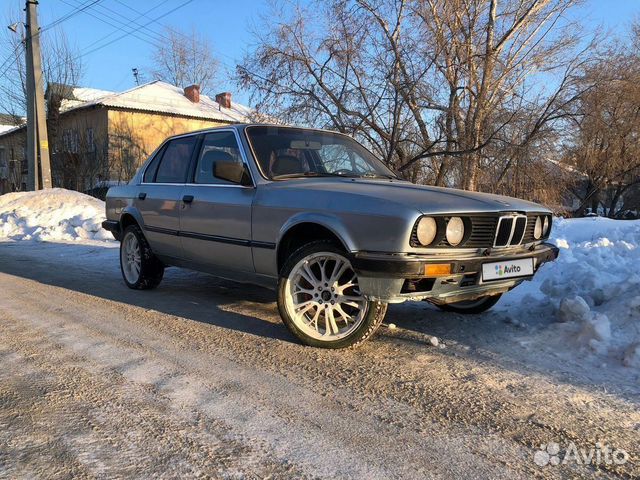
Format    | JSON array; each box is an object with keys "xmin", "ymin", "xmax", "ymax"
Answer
[
  {"xmin": 63, "ymin": 129, "xmax": 79, "ymax": 153},
  {"xmin": 86, "ymin": 128, "xmax": 95, "ymax": 152},
  {"xmin": 71, "ymin": 130, "xmax": 79, "ymax": 153},
  {"xmin": 0, "ymin": 148, "xmax": 7, "ymax": 180},
  {"xmin": 63, "ymin": 130, "xmax": 70, "ymax": 152}
]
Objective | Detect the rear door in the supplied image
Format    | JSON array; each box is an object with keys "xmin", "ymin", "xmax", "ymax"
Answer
[
  {"xmin": 136, "ymin": 135, "xmax": 197, "ymax": 259},
  {"xmin": 179, "ymin": 130, "xmax": 255, "ymax": 272}
]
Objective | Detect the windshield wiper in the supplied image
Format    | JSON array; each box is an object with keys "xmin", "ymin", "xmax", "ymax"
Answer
[
  {"xmin": 271, "ymin": 172, "xmax": 342, "ymax": 180},
  {"xmin": 360, "ymin": 172, "xmax": 398, "ymax": 180},
  {"xmin": 272, "ymin": 171, "xmax": 398, "ymax": 180}
]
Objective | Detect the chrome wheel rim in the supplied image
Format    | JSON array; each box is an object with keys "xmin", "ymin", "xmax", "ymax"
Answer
[
  {"xmin": 121, "ymin": 231, "xmax": 141, "ymax": 284},
  {"xmin": 285, "ymin": 252, "xmax": 368, "ymax": 341}
]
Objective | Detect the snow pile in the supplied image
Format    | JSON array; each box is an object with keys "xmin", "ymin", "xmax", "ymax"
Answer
[
  {"xmin": 506, "ymin": 217, "xmax": 640, "ymax": 368},
  {"xmin": 0, "ymin": 188, "xmax": 113, "ymax": 243}
]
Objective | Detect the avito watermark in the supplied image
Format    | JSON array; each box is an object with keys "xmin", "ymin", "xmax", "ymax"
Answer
[{"xmin": 534, "ymin": 441, "xmax": 628, "ymax": 467}]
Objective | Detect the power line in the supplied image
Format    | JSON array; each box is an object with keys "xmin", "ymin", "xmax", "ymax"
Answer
[
  {"xmin": 43, "ymin": 0, "xmax": 191, "ymax": 75},
  {"xmin": 111, "ymin": 0, "xmax": 194, "ymax": 43},
  {"xmin": 38, "ymin": 0, "xmax": 102, "ymax": 37},
  {"xmin": 68, "ymin": 0, "xmax": 195, "ymax": 61},
  {"xmin": 0, "ymin": 43, "xmax": 24, "ymax": 79},
  {"xmin": 79, "ymin": 0, "xmax": 177, "ymax": 45},
  {"xmin": 58, "ymin": 0, "xmax": 170, "ymax": 50},
  {"xmin": 70, "ymin": 0, "xmax": 171, "ymax": 55},
  {"xmin": 0, "ymin": 0, "xmax": 101, "ymax": 84}
]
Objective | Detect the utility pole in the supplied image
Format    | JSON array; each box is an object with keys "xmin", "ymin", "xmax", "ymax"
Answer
[
  {"xmin": 132, "ymin": 67, "xmax": 140, "ymax": 85},
  {"xmin": 24, "ymin": 0, "xmax": 51, "ymax": 190}
]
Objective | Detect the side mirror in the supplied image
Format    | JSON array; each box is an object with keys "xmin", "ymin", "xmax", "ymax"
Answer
[{"xmin": 214, "ymin": 159, "xmax": 252, "ymax": 186}]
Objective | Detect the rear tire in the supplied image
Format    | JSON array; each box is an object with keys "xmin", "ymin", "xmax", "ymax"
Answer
[
  {"xmin": 277, "ymin": 240, "xmax": 387, "ymax": 349},
  {"xmin": 119, "ymin": 224, "xmax": 164, "ymax": 290},
  {"xmin": 435, "ymin": 293, "xmax": 502, "ymax": 314}
]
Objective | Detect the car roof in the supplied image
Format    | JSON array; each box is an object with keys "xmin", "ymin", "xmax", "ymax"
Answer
[{"xmin": 163, "ymin": 123, "xmax": 343, "ymax": 141}]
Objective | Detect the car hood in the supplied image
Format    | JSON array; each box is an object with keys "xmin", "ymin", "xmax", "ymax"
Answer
[{"xmin": 268, "ymin": 178, "xmax": 549, "ymax": 215}]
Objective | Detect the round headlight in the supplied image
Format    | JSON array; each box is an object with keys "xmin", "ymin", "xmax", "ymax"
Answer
[
  {"xmin": 534, "ymin": 216, "xmax": 543, "ymax": 240},
  {"xmin": 416, "ymin": 216, "xmax": 437, "ymax": 246},
  {"xmin": 446, "ymin": 217, "xmax": 465, "ymax": 246},
  {"xmin": 543, "ymin": 216, "xmax": 550, "ymax": 236}
]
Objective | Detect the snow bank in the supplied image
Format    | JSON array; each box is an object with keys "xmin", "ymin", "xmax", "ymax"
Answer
[
  {"xmin": 503, "ymin": 217, "xmax": 640, "ymax": 368},
  {"xmin": 0, "ymin": 188, "xmax": 113, "ymax": 243}
]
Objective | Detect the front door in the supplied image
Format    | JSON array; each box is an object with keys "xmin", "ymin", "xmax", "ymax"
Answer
[
  {"xmin": 136, "ymin": 135, "xmax": 197, "ymax": 259},
  {"xmin": 179, "ymin": 130, "xmax": 255, "ymax": 272}
]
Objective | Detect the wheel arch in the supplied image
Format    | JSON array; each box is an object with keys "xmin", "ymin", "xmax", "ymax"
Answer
[
  {"xmin": 119, "ymin": 207, "xmax": 145, "ymax": 231},
  {"xmin": 276, "ymin": 214, "xmax": 356, "ymax": 273}
]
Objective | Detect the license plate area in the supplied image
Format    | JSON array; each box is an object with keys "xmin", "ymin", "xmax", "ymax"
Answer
[{"xmin": 482, "ymin": 258, "xmax": 534, "ymax": 282}]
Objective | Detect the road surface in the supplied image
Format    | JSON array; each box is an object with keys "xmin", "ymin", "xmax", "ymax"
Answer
[{"xmin": 0, "ymin": 241, "xmax": 637, "ymax": 478}]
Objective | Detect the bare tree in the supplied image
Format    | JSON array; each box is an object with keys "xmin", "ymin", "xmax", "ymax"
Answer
[
  {"xmin": 151, "ymin": 27, "xmax": 219, "ymax": 93},
  {"xmin": 239, "ymin": 0, "xmax": 592, "ymax": 197},
  {"xmin": 563, "ymin": 31, "xmax": 640, "ymax": 218},
  {"xmin": 52, "ymin": 116, "xmax": 109, "ymax": 194}
]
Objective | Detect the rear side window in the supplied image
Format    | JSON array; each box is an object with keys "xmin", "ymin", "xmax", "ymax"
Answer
[
  {"xmin": 142, "ymin": 145, "xmax": 166, "ymax": 183},
  {"xmin": 154, "ymin": 136, "xmax": 197, "ymax": 183}
]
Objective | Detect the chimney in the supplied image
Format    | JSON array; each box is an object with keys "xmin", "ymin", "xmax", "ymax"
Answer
[
  {"xmin": 184, "ymin": 84, "xmax": 200, "ymax": 103},
  {"xmin": 215, "ymin": 92, "xmax": 232, "ymax": 109}
]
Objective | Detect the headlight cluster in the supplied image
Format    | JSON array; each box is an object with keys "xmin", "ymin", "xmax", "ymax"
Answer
[
  {"xmin": 533, "ymin": 215, "xmax": 552, "ymax": 240},
  {"xmin": 415, "ymin": 216, "xmax": 466, "ymax": 247}
]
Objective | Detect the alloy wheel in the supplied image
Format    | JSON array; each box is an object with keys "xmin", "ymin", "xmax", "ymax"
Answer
[
  {"xmin": 284, "ymin": 252, "xmax": 368, "ymax": 341},
  {"xmin": 121, "ymin": 231, "xmax": 142, "ymax": 284}
]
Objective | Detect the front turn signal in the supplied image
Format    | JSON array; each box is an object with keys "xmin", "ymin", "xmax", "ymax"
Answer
[{"xmin": 424, "ymin": 263, "xmax": 452, "ymax": 277}]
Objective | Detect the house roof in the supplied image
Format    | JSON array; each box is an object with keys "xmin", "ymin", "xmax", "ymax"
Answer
[
  {"xmin": 60, "ymin": 80, "xmax": 252, "ymax": 123},
  {"xmin": 0, "ymin": 113, "xmax": 25, "ymax": 135},
  {"xmin": 0, "ymin": 81, "xmax": 253, "ymax": 140},
  {"xmin": 0, "ymin": 124, "xmax": 17, "ymax": 134},
  {"xmin": 55, "ymin": 84, "xmax": 115, "ymax": 112}
]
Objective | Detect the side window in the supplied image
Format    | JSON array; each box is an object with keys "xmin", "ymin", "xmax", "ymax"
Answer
[
  {"xmin": 142, "ymin": 145, "xmax": 166, "ymax": 183},
  {"xmin": 154, "ymin": 136, "xmax": 196, "ymax": 183},
  {"xmin": 194, "ymin": 131, "xmax": 244, "ymax": 185}
]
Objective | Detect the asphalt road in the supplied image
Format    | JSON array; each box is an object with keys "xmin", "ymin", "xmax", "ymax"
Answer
[{"xmin": 0, "ymin": 242, "xmax": 637, "ymax": 479}]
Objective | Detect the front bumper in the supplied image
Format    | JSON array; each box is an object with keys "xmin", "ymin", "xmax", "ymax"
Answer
[
  {"xmin": 350, "ymin": 242, "xmax": 559, "ymax": 303},
  {"xmin": 102, "ymin": 220, "xmax": 121, "ymax": 240}
]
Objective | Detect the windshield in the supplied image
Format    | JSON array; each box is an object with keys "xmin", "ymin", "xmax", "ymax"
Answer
[{"xmin": 245, "ymin": 126, "xmax": 398, "ymax": 180}]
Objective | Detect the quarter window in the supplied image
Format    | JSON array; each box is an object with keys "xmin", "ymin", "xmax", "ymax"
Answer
[
  {"xmin": 143, "ymin": 145, "xmax": 165, "ymax": 183},
  {"xmin": 194, "ymin": 131, "xmax": 244, "ymax": 185},
  {"xmin": 154, "ymin": 136, "xmax": 196, "ymax": 183}
]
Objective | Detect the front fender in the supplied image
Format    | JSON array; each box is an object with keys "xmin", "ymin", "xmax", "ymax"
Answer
[{"xmin": 277, "ymin": 212, "xmax": 358, "ymax": 252}]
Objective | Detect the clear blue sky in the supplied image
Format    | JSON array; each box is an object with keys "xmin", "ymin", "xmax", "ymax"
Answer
[{"xmin": 5, "ymin": 0, "xmax": 640, "ymax": 107}]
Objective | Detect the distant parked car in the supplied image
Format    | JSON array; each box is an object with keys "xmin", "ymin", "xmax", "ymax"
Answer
[{"xmin": 103, "ymin": 125, "xmax": 558, "ymax": 348}]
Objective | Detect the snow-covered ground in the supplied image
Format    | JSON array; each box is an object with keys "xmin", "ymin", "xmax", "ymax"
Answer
[
  {"xmin": 0, "ymin": 189, "xmax": 638, "ymax": 375},
  {"xmin": 1, "ymin": 189, "xmax": 638, "ymax": 477}
]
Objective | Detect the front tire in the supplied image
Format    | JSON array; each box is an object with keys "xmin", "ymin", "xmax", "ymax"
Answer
[
  {"xmin": 119, "ymin": 224, "xmax": 164, "ymax": 290},
  {"xmin": 435, "ymin": 293, "xmax": 502, "ymax": 314},
  {"xmin": 277, "ymin": 241, "xmax": 387, "ymax": 349}
]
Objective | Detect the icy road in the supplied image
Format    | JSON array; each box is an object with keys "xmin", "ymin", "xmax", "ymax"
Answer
[{"xmin": 0, "ymin": 240, "xmax": 637, "ymax": 479}]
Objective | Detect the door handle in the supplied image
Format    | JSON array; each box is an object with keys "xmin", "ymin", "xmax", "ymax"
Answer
[
  {"xmin": 138, "ymin": 192, "xmax": 147, "ymax": 200},
  {"xmin": 182, "ymin": 195, "xmax": 194, "ymax": 204}
]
